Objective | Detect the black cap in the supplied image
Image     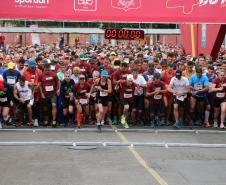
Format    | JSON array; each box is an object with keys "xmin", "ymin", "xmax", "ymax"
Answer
[
  {"xmin": 149, "ymin": 63, "xmax": 155, "ymax": 68},
  {"xmin": 196, "ymin": 66, "xmax": 202, "ymax": 73},
  {"xmin": 176, "ymin": 70, "xmax": 182, "ymax": 77},
  {"xmin": 153, "ymin": 73, "xmax": 161, "ymax": 80}
]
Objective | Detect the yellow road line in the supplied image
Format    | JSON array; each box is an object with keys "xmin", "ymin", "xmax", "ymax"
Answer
[
  {"xmin": 190, "ymin": 24, "xmax": 196, "ymax": 57},
  {"xmin": 112, "ymin": 126, "xmax": 169, "ymax": 185}
]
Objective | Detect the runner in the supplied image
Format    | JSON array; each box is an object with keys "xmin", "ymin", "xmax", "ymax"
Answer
[
  {"xmin": 60, "ymin": 72, "xmax": 75, "ymax": 127},
  {"xmin": 119, "ymin": 74, "xmax": 137, "ymax": 129},
  {"xmin": 39, "ymin": 63, "xmax": 60, "ymax": 127},
  {"xmin": 73, "ymin": 74, "xmax": 91, "ymax": 128},
  {"xmin": 168, "ymin": 70, "xmax": 190, "ymax": 128},
  {"xmin": 0, "ymin": 77, "xmax": 13, "ymax": 128},
  {"xmin": 93, "ymin": 71, "xmax": 112, "ymax": 131},
  {"xmin": 14, "ymin": 76, "xmax": 33, "ymax": 126},
  {"xmin": 189, "ymin": 67, "xmax": 209, "ymax": 128},
  {"xmin": 212, "ymin": 71, "xmax": 226, "ymax": 129},
  {"xmin": 146, "ymin": 73, "xmax": 166, "ymax": 128}
]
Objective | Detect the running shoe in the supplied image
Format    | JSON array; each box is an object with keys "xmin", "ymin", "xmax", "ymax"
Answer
[
  {"xmin": 121, "ymin": 115, "xmax": 129, "ymax": 129},
  {"xmin": 150, "ymin": 121, "xmax": 155, "ymax": 129},
  {"xmin": 213, "ymin": 122, "xmax": 218, "ymax": 128},
  {"xmin": 204, "ymin": 121, "xmax": 211, "ymax": 128},
  {"xmin": 173, "ymin": 121, "xmax": 181, "ymax": 129},
  {"xmin": 52, "ymin": 121, "xmax": 57, "ymax": 128},
  {"xmin": 34, "ymin": 119, "xmax": 39, "ymax": 127},
  {"xmin": 0, "ymin": 121, "xmax": 2, "ymax": 129},
  {"xmin": 220, "ymin": 123, "xmax": 225, "ymax": 129}
]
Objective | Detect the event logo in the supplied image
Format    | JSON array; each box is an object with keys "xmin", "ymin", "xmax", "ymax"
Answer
[
  {"xmin": 111, "ymin": 0, "xmax": 142, "ymax": 11},
  {"xmin": 166, "ymin": 0, "xmax": 225, "ymax": 14},
  {"xmin": 14, "ymin": 0, "xmax": 49, "ymax": 8},
  {"xmin": 74, "ymin": 0, "xmax": 97, "ymax": 11}
]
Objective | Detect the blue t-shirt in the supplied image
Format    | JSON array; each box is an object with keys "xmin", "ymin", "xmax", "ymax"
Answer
[
  {"xmin": 3, "ymin": 69, "xmax": 21, "ymax": 87},
  {"xmin": 189, "ymin": 74, "xmax": 209, "ymax": 97}
]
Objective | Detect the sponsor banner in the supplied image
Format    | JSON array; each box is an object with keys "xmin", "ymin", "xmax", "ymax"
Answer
[
  {"xmin": 30, "ymin": 24, "xmax": 40, "ymax": 45},
  {"xmin": 0, "ymin": 0, "xmax": 225, "ymax": 23},
  {"xmin": 201, "ymin": 24, "xmax": 207, "ymax": 48}
]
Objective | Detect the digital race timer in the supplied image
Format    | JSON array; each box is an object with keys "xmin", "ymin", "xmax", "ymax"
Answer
[{"xmin": 104, "ymin": 29, "xmax": 145, "ymax": 40}]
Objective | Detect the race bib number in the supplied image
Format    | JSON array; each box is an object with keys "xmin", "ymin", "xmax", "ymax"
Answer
[
  {"xmin": 45, "ymin": 86, "xmax": 54, "ymax": 92},
  {"xmin": 124, "ymin": 93, "xmax": 133, "ymax": 99},
  {"xmin": 194, "ymin": 83, "xmax": 203, "ymax": 90},
  {"xmin": 100, "ymin": 91, "xmax": 108, "ymax": 97},
  {"xmin": 0, "ymin": 97, "xmax": 7, "ymax": 102},
  {"xmin": 80, "ymin": 68, "xmax": 86, "ymax": 72},
  {"xmin": 50, "ymin": 65, "xmax": 55, "ymax": 70},
  {"xmin": 176, "ymin": 95, "xmax": 187, "ymax": 102},
  {"xmin": 216, "ymin": 93, "xmax": 225, "ymax": 98},
  {"xmin": 7, "ymin": 78, "xmax": 16, "ymax": 85},
  {"xmin": 223, "ymin": 83, "xmax": 226, "ymax": 87},
  {"xmin": 154, "ymin": 94, "xmax": 162, "ymax": 100},
  {"xmin": 79, "ymin": 99, "xmax": 88, "ymax": 105}
]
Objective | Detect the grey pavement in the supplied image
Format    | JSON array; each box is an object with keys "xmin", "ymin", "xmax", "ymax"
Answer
[{"xmin": 0, "ymin": 129, "xmax": 226, "ymax": 185}]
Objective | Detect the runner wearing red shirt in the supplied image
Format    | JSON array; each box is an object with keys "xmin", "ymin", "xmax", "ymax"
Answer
[
  {"xmin": 146, "ymin": 73, "xmax": 166, "ymax": 128},
  {"xmin": 73, "ymin": 58, "xmax": 91, "ymax": 77},
  {"xmin": 87, "ymin": 70, "xmax": 100, "ymax": 124},
  {"xmin": 73, "ymin": 74, "xmax": 91, "ymax": 128},
  {"xmin": 39, "ymin": 63, "xmax": 60, "ymax": 127},
  {"xmin": 212, "ymin": 71, "xmax": 226, "ymax": 129},
  {"xmin": 112, "ymin": 62, "xmax": 131, "ymax": 124},
  {"xmin": 161, "ymin": 63, "xmax": 176, "ymax": 125},
  {"xmin": 23, "ymin": 59, "xmax": 42, "ymax": 127},
  {"xmin": 119, "ymin": 74, "xmax": 136, "ymax": 129}
]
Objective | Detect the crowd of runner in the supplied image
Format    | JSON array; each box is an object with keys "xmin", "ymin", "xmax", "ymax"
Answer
[{"xmin": 0, "ymin": 43, "xmax": 225, "ymax": 130}]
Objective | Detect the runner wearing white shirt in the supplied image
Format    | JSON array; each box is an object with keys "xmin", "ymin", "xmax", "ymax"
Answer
[
  {"xmin": 131, "ymin": 68, "xmax": 147, "ymax": 125},
  {"xmin": 14, "ymin": 76, "xmax": 33, "ymax": 126},
  {"xmin": 168, "ymin": 70, "xmax": 190, "ymax": 128}
]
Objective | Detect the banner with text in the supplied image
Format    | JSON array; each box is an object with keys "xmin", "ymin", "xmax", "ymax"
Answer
[{"xmin": 0, "ymin": 0, "xmax": 225, "ymax": 23}]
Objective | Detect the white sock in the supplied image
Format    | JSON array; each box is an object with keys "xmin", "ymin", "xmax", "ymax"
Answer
[{"xmin": 205, "ymin": 110, "xmax": 210, "ymax": 122}]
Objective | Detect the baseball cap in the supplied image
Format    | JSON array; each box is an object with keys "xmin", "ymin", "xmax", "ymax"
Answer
[
  {"xmin": 28, "ymin": 59, "xmax": 36, "ymax": 68},
  {"xmin": 153, "ymin": 73, "xmax": 161, "ymax": 80},
  {"xmin": 176, "ymin": 70, "xmax": 182, "ymax": 77},
  {"xmin": 101, "ymin": 71, "xmax": 109, "ymax": 77},
  {"xmin": 110, "ymin": 51, "xmax": 117, "ymax": 56},
  {"xmin": 127, "ymin": 74, "xmax": 133, "ymax": 81},
  {"xmin": 7, "ymin": 62, "xmax": 15, "ymax": 70}
]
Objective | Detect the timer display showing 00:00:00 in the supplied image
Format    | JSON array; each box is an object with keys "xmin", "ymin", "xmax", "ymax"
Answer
[{"xmin": 105, "ymin": 29, "xmax": 144, "ymax": 40}]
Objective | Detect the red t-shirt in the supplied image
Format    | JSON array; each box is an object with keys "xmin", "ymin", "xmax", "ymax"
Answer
[
  {"xmin": 146, "ymin": 81, "xmax": 166, "ymax": 105},
  {"xmin": 0, "ymin": 36, "xmax": 5, "ymax": 43},
  {"xmin": 214, "ymin": 77, "xmax": 226, "ymax": 99},
  {"xmin": 73, "ymin": 62, "xmax": 91, "ymax": 75},
  {"xmin": 119, "ymin": 81, "xmax": 136, "ymax": 103},
  {"xmin": 74, "ymin": 82, "xmax": 91, "ymax": 100},
  {"xmin": 23, "ymin": 68, "xmax": 42, "ymax": 85},
  {"xmin": 113, "ymin": 69, "xmax": 131, "ymax": 81},
  {"xmin": 39, "ymin": 72, "xmax": 59, "ymax": 97}
]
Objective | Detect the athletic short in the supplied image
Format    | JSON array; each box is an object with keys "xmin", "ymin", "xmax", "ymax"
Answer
[
  {"xmin": 96, "ymin": 96, "xmax": 109, "ymax": 107},
  {"xmin": 120, "ymin": 99, "xmax": 133, "ymax": 106},
  {"xmin": 62, "ymin": 98, "xmax": 74, "ymax": 109},
  {"xmin": 42, "ymin": 95, "xmax": 57, "ymax": 106},
  {"xmin": 16, "ymin": 99, "xmax": 33, "ymax": 111},
  {"xmin": 132, "ymin": 95, "xmax": 144, "ymax": 110},
  {"xmin": 192, "ymin": 96, "xmax": 207, "ymax": 102},
  {"xmin": 149, "ymin": 103, "xmax": 165, "ymax": 115},
  {"xmin": 173, "ymin": 96, "xmax": 188, "ymax": 107},
  {"xmin": 213, "ymin": 98, "xmax": 226, "ymax": 107},
  {"xmin": 0, "ymin": 101, "xmax": 10, "ymax": 108}
]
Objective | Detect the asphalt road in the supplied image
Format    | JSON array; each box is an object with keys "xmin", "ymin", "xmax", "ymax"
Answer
[{"xmin": 0, "ymin": 127, "xmax": 226, "ymax": 185}]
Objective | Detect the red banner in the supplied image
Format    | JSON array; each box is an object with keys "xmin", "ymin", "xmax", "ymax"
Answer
[{"xmin": 0, "ymin": 0, "xmax": 226, "ymax": 23}]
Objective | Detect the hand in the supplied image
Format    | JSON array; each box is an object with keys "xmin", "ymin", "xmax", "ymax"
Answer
[
  {"xmin": 57, "ymin": 89, "xmax": 60, "ymax": 96},
  {"xmin": 19, "ymin": 99, "xmax": 25, "ymax": 104},
  {"xmin": 10, "ymin": 101, "xmax": 14, "ymax": 107},
  {"xmin": 218, "ymin": 86, "xmax": 224, "ymax": 91},
  {"xmin": 86, "ymin": 93, "xmax": 90, "ymax": 98},
  {"xmin": 41, "ymin": 93, "xmax": 45, "ymax": 99}
]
